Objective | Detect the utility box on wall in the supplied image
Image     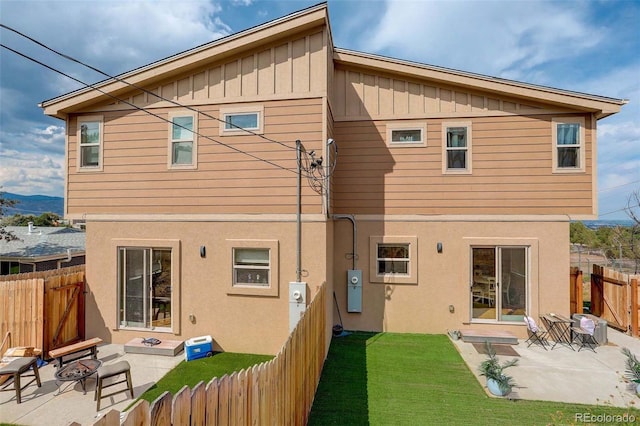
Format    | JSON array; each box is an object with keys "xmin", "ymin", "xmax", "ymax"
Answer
[
  {"xmin": 347, "ymin": 269, "xmax": 362, "ymax": 312},
  {"xmin": 289, "ymin": 282, "xmax": 307, "ymax": 331}
]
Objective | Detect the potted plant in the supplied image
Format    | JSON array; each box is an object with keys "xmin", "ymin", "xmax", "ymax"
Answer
[
  {"xmin": 621, "ymin": 347, "xmax": 640, "ymax": 395},
  {"xmin": 478, "ymin": 341, "xmax": 518, "ymax": 396}
]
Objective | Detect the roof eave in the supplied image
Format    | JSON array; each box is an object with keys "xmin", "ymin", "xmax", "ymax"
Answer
[
  {"xmin": 40, "ymin": 3, "xmax": 330, "ymax": 118},
  {"xmin": 334, "ymin": 48, "xmax": 627, "ymax": 118}
]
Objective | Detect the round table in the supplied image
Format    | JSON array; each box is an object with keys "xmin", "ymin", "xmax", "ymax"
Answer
[{"xmin": 54, "ymin": 359, "xmax": 102, "ymax": 395}]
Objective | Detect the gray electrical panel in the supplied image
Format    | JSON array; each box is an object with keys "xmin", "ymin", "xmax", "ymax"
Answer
[{"xmin": 347, "ymin": 269, "xmax": 362, "ymax": 312}]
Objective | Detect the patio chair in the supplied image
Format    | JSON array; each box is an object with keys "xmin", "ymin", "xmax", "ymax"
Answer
[
  {"xmin": 0, "ymin": 357, "xmax": 41, "ymax": 403},
  {"xmin": 572, "ymin": 316, "xmax": 598, "ymax": 352},
  {"xmin": 523, "ymin": 315, "xmax": 548, "ymax": 349}
]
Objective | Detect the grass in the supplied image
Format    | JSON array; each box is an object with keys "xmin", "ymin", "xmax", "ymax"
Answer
[
  {"xmin": 132, "ymin": 352, "xmax": 273, "ymax": 406},
  {"xmin": 308, "ymin": 332, "xmax": 640, "ymax": 425}
]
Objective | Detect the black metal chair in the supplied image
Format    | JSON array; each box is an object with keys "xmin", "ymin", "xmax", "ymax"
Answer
[
  {"xmin": 524, "ymin": 314, "xmax": 548, "ymax": 350},
  {"xmin": 0, "ymin": 357, "xmax": 41, "ymax": 403}
]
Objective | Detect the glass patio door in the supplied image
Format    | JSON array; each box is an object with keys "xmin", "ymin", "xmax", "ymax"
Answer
[
  {"xmin": 471, "ymin": 247, "xmax": 527, "ymax": 321},
  {"xmin": 119, "ymin": 247, "xmax": 172, "ymax": 329}
]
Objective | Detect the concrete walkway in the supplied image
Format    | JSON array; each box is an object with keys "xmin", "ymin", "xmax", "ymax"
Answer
[
  {"xmin": 453, "ymin": 327, "xmax": 640, "ymax": 408},
  {"xmin": 0, "ymin": 343, "xmax": 183, "ymax": 426}
]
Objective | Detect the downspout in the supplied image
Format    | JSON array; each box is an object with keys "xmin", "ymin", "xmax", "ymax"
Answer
[
  {"xmin": 57, "ymin": 249, "xmax": 72, "ymax": 269},
  {"xmin": 333, "ymin": 214, "xmax": 357, "ymax": 270}
]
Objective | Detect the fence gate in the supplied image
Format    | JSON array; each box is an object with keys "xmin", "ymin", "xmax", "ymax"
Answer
[
  {"xmin": 591, "ymin": 265, "xmax": 629, "ymax": 332},
  {"xmin": 45, "ymin": 274, "xmax": 85, "ymax": 354}
]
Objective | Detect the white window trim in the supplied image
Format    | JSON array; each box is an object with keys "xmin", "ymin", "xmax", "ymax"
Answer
[
  {"xmin": 386, "ymin": 122, "xmax": 427, "ymax": 147},
  {"xmin": 168, "ymin": 111, "xmax": 198, "ymax": 170},
  {"xmin": 77, "ymin": 115, "xmax": 104, "ymax": 172},
  {"xmin": 219, "ymin": 105, "xmax": 264, "ymax": 136},
  {"xmin": 226, "ymin": 239, "xmax": 279, "ymax": 296},
  {"xmin": 441, "ymin": 121, "xmax": 472, "ymax": 175},
  {"xmin": 552, "ymin": 116, "xmax": 585, "ymax": 173},
  {"xmin": 112, "ymin": 238, "xmax": 181, "ymax": 334},
  {"xmin": 369, "ymin": 236, "xmax": 418, "ymax": 284}
]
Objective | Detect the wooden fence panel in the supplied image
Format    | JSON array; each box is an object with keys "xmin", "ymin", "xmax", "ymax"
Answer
[
  {"xmin": 0, "ymin": 279, "xmax": 44, "ymax": 350},
  {"xmin": 91, "ymin": 283, "xmax": 328, "ymax": 426},
  {"xmin": 150, "ymin": 391, "xmax": 172, "ymax": 426},
  {"xmin": 122, "ymin": 399, "xmax": 150, "ymax": 426},
  {"xmin": 205, "ymin": 378, "xmax": 219, "ymax": 426}
]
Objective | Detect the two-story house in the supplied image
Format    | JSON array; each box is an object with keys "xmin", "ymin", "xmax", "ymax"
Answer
[{"xmin": 40, "ymin": 4, "xmax": 625, "ymax": 355}]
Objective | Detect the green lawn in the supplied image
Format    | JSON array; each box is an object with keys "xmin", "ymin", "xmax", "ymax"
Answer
[
  {"xmin": 134, "ymin": 352, "xmax": 273, "ymax": 405},
  {"xmin": 308, "ymin": 332, "xmax": 639, "ymax": 425}
]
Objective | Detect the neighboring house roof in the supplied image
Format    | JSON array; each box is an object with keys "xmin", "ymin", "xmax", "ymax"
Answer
[
  {"xmin": 40, "ymin": 3, "xmax": 626, "ymax": 119},
  {"xmin": 0, "ymin": 226, "xmax": 86, "ymax": 261}
]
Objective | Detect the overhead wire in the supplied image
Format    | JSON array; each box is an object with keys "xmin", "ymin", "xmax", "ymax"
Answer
[
  {"xmin": 0, "ymin": 23, "xmax": 296, "ymax": 152},
  {"xmin": 1, "ymin": 42, "xmax": 322, "ymax": 179}
]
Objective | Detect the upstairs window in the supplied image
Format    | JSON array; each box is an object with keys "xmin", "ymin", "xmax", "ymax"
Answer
[
  {"xmin": 553, "ymin": 117, "xmax": 585, "ymax": 172},
  {"xmin": 168, "ymin": 112, "xmax": 197, "ymax": 169},
  {"xmin": 219, "ymin": 105, "xmax": 264, "ymax": 136},
  {"xmin": 442, "ymin": 122, "xmax": 472, "ymax": 174},
  {"xmin": 387, "ymin": 123, "xmax": 426, "ymax": 147},
  {"xmin": 78, "ymin": 117, "xmax": 103, "ymax": 170}
]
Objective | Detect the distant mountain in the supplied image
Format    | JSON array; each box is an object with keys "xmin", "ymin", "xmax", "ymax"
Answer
[
  {"xmin": 579, "ymin": 219, "xmax": 635, "ymax": 229},
  {"xmin": 1, "ymin": 192, "xmax": 64, "ymax": 217}
]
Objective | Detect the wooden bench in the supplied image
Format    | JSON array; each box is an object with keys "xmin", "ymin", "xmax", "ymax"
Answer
[{"xmin": 48, "ymin": 337, "xmax": 103, "ymax": 369}]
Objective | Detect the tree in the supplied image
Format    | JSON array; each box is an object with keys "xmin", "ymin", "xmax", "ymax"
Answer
[
  {"xmin": 2, "ymin": 212, "xmax": 62, "ymax": 227},
  {"xmin": 0, "ymin": 191, "xmax": 19, "ymax": 242},
  {"xmin": 625, "ymin": 190, "xmax": 640, "ymax": 273},
  {"xmin": 570, "ymin": 221, "xmax": 596, "ymax": 246}
]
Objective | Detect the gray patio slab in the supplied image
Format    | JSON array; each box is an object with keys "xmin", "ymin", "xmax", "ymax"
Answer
[
  {"xmin": 453, "ymin": 326, "xmax": 640, "ymax": 408},
  {"xmin": 0, "ymin": 342, "xmax": 184, "ymax": 426}
]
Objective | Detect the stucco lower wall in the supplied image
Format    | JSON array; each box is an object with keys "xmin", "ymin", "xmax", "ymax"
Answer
[
  {"xmin": 85, "ymin": 219, "xmax": 329, "ymax": 355},
  {"xmin": 331, "ymin": 218, "xmax": 570, "ymax": 338}
]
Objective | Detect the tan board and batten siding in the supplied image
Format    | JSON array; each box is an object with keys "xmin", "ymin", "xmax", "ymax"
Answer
[
  {"xmin": 330, "ymin": 66, "xmax": 596, "ymax": 216},
  {"xmin": 65, "ymin": 28, "xmax": 329, "ymax": 217}
]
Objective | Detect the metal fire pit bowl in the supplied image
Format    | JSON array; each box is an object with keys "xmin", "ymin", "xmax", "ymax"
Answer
[{"xmin": 54, "ymin": 359, "xmax": 102, "ymax": 395}]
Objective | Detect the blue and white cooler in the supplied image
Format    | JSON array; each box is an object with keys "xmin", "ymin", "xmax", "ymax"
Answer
[{"xmin": 185, "ymin": 335, "xmax": 213, "ymax": 361}]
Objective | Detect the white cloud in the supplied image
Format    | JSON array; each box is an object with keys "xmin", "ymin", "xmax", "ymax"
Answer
[{"xmin": 358, "ymin": 0, "xmax": 599, "ymax": 79}]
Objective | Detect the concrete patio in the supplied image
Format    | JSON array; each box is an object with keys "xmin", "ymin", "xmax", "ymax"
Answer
[
  {"xmin": 453, "ymin": 326, "xmax": 640, "ymax": 408},
  {"xmin": 2, "ymin": 327, "xmax": 640, "ymax": 425},
  {"xmin": 0, "ymin": 342, "xmax": 183, "ymax": 426}
]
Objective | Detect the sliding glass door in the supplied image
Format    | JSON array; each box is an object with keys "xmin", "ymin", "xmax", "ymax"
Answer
[
  {"xmin": 471, "ymin": 246, "xmax": 527, "ymax": 321},
  {"xmin": 119, "ymin": 247, "xmax": 172, "ymax": 330}
]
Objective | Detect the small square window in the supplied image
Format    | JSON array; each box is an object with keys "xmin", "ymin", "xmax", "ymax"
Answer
[
  {"xmin": 377, "ymin": 244, "xmax": 410, "ymax": 275},
  {"xmin": 233, "ymin": 248, "xmax": 270, "ymax": 287},
  {"xmin": 369, "ymin": 236, "xmax": 418, "ymax": 284}
]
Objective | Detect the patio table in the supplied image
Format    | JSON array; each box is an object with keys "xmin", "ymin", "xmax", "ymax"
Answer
[{"xmin": 541, "ymin": 313, "xmax": 574, "ymax": 350}]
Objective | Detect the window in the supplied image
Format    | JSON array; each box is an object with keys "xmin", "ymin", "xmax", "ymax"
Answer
[
  {"xmin": 219, "ymin": 105, "xmax": 264, "ymax": 136},
  {"xmin": 77, "ymin": 116, "xmax": 103, "ymax": 170},
  {"xmin": 369, "ymin": 236, "xmax": 418, "ymax": 284},
  {"xmin": 118, "ymin": 247, "xmax": 173, "ymax": 330},
  {"xmin": 233, "ymin": 248, "xmax": 270, "ymax": 286},
  {"xmin": 168, "ymin": 112, "xmax": 197, "ymax": 168},
  {"xmin": 553, "ymin": 117, "xmax": 585, "ymax": 172},
  {"xmin": 0, "ymin": 261, "xmax": 20, "ymax": 275},
  {"xmin": 387, "ymin": 123, "xmax": 426, "ymax": 147},
  {"xmin": 377, "ymin": 244, "xmax": 409, "ymax": 274},
  {"xmin": 226, "ymin": 239, "xmax": 279, "ymax": 296},
  {"xmin": 442, "ymin": 122, "xmax": 472, "ymax": 174}
]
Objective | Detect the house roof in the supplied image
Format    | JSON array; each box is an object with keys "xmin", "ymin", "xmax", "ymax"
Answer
[
  {"xmin": 0, "ymin": 226, "xmax": 86, "ymax": 261},
  {"xmin": 40, "ymin": 3, "xmax": 626, "ymax": 120}
]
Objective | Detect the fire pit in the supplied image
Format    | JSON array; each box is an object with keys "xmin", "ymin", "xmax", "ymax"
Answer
[{"xmin": 54, "ymin": 359, "xmax": 102, "ymax": 395}]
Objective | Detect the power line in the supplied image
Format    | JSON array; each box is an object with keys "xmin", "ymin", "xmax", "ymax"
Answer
[
  {"xmin": 599, "ymin": 180, "xmax": 640, "ymax": 193},
  {"xmin": 1, "ymin": 43, "xmax": 318, "ymax": 178},
  {"xmin": 0, "ymin": 23, "xmax": 296, "ymax": 152},
  {"xmin": 600, "ymin": 203, "xmax": 640, "ymax": 217}
]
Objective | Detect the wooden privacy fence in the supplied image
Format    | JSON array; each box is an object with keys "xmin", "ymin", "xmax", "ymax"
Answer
[
  {"xmin": 92, "ymin": 283, "xmax": 328, "ymax": 426},
  {"xmin": 591, "ymin": 265, "xmax": 640, "ymax": 336},
  {"xmin": 0, "ymin": 265, "xmax": 85, "ymax": 356},
  {"xmin": 569, "ymin": 267, "xmax": 584, "ymax": 315}
]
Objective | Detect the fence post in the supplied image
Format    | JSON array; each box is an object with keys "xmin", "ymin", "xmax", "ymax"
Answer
[
  {"xmin": 576, "ymin": 270, "xmax": 583, "ymax": 314},
  {"xmin": 632, "ymin": 279, "xmax": 638, "ymax": 337}
]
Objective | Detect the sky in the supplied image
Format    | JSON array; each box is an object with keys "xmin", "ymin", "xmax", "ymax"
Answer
[{"xmin": 0, "ymin": 0, "xmax": 638, "ymax": 220}]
